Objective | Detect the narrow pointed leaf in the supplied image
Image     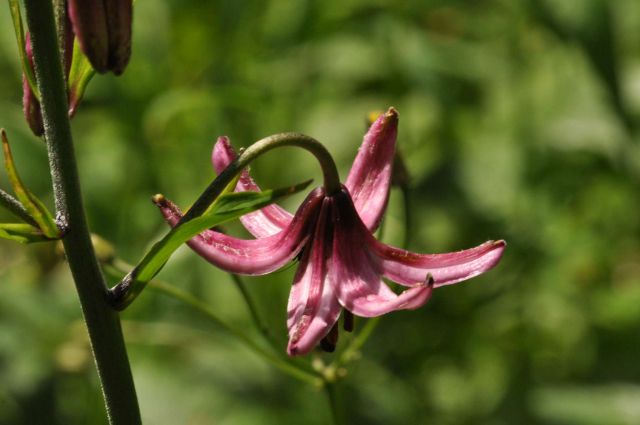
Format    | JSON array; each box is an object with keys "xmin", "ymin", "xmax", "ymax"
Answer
[
  {"xmin": 67, "ymin": 39, "xmax": 96, "ymax": 116},
  {"xmin": 200, "ymin": 171, "xmax": 241, "ymax": 216},
  {"xmin": 138, "ymin": 179, "xmax": 311, "ymax": 282},
  {"xmin": 1, "ymin": 130, "xmax": 59, "ymax": 238},
  {"xmin": 205, "ymin": 179, "xmax": 310, "ymax": 221},
  {"xmin": 0, "ymin": 223, "xmax": 49, "ymax": 243}
]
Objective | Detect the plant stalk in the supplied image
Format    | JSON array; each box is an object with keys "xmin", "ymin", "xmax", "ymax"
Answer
[{"xmin": 22, "ymin": 1, "xmax": 140, "ymax": 423}]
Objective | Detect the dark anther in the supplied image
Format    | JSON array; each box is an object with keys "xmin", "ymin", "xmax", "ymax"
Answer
[
  {"xmin": 343, "ymin": 310, "xmax": 354, "ymax": 332},
  {"xmin": 320, "ymin": 321, "xmax": 339, "ymax": 352},
  {"xmin": 425, "ymin": 273, "xmax": 435, "ymax": 287}
]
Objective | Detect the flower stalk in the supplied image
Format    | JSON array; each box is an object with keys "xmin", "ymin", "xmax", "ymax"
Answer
[
  {"xmin": 182, "ymin": 132, "xmax": 341, "ymax": 223},
  {"xmin": 109, "ymin": 133, "xmax": 340, "ymax": 310},
  {"xmin": 22, "ymin": 0, "xmax": 140, "ymax": 423}
]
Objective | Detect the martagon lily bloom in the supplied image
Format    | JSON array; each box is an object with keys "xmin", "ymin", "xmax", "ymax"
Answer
[{"xmin": 156, "ymin": 108, "xmax": 506, "ymax": 356}]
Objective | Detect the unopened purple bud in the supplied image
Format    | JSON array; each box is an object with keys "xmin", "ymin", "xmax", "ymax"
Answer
[
  {"xmin": 22, "ymin": 33, "xmax": 43, "ymax": 137},
  {"xmin": 104, "ymin": 0, "xmax": 132, "ymax": 75},
  {"xmin": 68, "ymin": 0, "xmax": 132, "ymax": 75},
  {"xmin": 68, "ymin": 0, "xmax": 109, "ymax": 72}
]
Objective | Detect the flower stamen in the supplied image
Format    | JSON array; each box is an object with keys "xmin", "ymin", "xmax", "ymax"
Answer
[{"xmin": 320, "ymin": 321, "xmax": 339, "ymax": 353}]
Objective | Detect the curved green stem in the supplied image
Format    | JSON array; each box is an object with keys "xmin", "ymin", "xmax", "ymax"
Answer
[
  {"xmin": 22, "ymin": 1, "xmax": 140, "ymax": 423},
  {"xmin": 182, "ymin": 132, "xmax": 341, "ymax": 223},
  {"xmin": 110, "ymin": 133, "xmax": 340, "ymax": 309}
]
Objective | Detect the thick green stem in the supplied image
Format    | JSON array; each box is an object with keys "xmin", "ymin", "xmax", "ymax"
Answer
[{"xmin": 22, "ymin": 1, "xmax": 140, "ymax": 424}]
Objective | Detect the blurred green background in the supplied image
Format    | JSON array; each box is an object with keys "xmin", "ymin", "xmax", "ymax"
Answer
[{"xmin": 2, "ymin": 0, "xmax": 640, "ymax": 423}]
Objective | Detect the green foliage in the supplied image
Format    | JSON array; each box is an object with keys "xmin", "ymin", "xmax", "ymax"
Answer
[
  {"xmin": 130, "ymin": 179, "xmax": 311, "ymax": 292},
  {"xmin": 1, "ymin": 0, "xmax": 640, "ymax": 424}
]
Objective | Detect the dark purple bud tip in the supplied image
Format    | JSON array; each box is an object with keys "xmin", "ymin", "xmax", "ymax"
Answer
[
  {"xmin": 68, "ymin": 0, "xmax": 109, "ymax": 73},
  {"xmin": 68, "ymin": 0, "xmax": 132, "ymax": 75},
  {"xmin": 104, "ymin": 0, "xmax": 132, "ymax": 75}
]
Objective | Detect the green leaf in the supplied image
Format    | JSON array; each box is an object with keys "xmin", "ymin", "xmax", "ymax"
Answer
[
  {"xmin": 67, "ymin": 39, "xmax": 96, "ymax": 116},
  {"xmin": 135, "ymin": 179, "xmax": 312, "ymax": 283},
  {"xmin": 8, "ymin": 0, "xmax": 40, "ymax": 100},
  {"xmin": 1, "ymin": 130, "xmax": 60, "ymax": 238},
  {"xmin": 0, "ymin": 223, "xmax": 50, "ymax": 244}
]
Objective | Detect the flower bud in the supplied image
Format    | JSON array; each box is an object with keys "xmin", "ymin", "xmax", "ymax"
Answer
[
  {"xmin": 104, "ymin": 0, "xmax": 132, "ymax": 75},
  {"xmin": 67, "ymin": 0, "xmax": 108, "ymax": 72},
  {"xmin": 68, "ymin": 0, "xmax": 132, "ymax": 75},
  {"xmin": 22, "ymin": 33, "xmax": 43, "ymax": 137}
]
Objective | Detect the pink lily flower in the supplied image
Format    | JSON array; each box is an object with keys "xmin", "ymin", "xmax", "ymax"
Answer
[{"xmin": 156, "ymin": 108, "xmax": 506, "ymax": 356}]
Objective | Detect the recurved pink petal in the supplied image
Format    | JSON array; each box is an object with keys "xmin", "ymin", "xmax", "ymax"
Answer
[
  {"xmin": 329, "ymin": 190, "xmax": 434, "ymax": 317},
  {"xmin": 345, "ymin": 108, "xmax": 398, "ymax": 232},
  {"xmin": 287, "ymin": 199, "xmax": 342, "ymax": 356},
  {"xmin": 212, "ymin": 137, "xmax": 293, "ymax": 238},
  {"xmin": 155, "ymin": 188, "xmax": 324, "ymax": 275},
  {"xmin": 373, "ymin": 239, "xmax": 506, "ymax": 288}
]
